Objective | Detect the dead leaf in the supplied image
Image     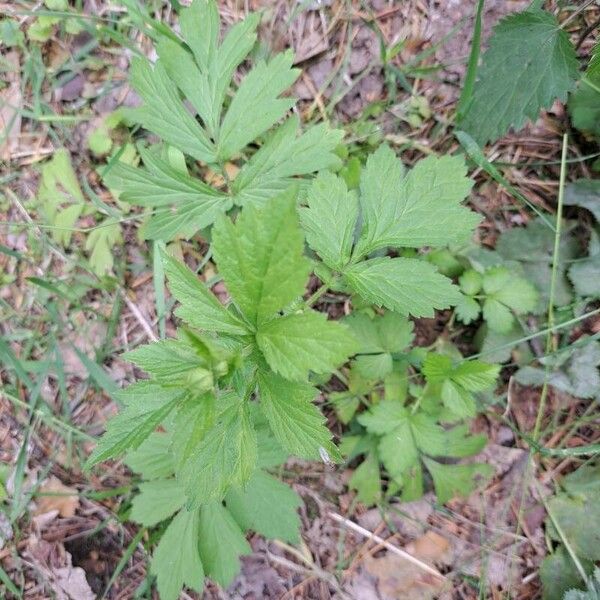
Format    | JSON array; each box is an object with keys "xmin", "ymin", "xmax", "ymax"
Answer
[
  {"xmin": 405, "ymin": 531, "xmax": 452, "ymax": 564},
  {"xmin": 55, "ymin": 565, "xmax": 95, "ymax": 600},
  {"xmin": 35, "ymin": 476, "xmax": 79, "ymax": 518}
]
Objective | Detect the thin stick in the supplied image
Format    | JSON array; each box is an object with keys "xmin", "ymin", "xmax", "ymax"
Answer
[{"xmin": 328, "ymin": 512, "xmax": 447, "ymax": 581}]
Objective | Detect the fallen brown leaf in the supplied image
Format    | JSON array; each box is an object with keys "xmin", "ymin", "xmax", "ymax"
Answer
[{"xmin": 35, "ymin": 476, "xmax": 79, "ymax": 518}]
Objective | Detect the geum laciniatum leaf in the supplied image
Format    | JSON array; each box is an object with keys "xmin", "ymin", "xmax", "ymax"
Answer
[
  {"xmin": 299, "ymin": 143, "xmax": 480, "ymax": 318},
  {"xmin": 103, "ymin": 0, "xmax": 343, "ymax": 240}
]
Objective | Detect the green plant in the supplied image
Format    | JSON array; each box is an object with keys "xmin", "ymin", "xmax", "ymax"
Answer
[
  {"xmin": 103, "ymin": 0, "xmax": 343, "ymax": 241},
  {"xmin": 338, "ymin": 314, "xmax": 498, "ymax": 505}
]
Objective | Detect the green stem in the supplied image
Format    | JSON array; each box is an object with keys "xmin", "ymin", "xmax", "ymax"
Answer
[{"xmin": 532, "ymin": 134, "xmax": 567, "ymax": 443}]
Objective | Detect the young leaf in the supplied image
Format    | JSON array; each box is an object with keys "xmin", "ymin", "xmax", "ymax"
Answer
[
  {"xmin": 225, "ymin": 471, "xmax": 301, "ymax": 543},
  {"xmin": 85, "ymin": 218, "xmax": 121, "ymax": 276},
  {"xmin": 162, "ymin": 253, "xmax": 248, "ymax": 335},
  {"xmin": 256, "ymin": 310, "xmax": 357, "ymax": 381},
  {"xmin": 198, "ymin": 503, "xmax": 251, "ymax": 587},
  {"xmin": 86, "ymin": 382, "xmax": 184, "ymax": 468},
  {"xmin": 212, "ymin": 191, "xmax": 310, "ymax": 326},
  {"xmin": 232, "ymin": 116, "xmax": 344, "ymax": 206},
  {"xmin": 125, "ymin": 432, "xmax": 174, "ymax": 480},
  {"xmin": 151, "ymin": 509, "xmax": 204, "ymax": 600},
  {"xmin": 299, "ymin": 171, "xmax": 359, "ymax": 270},
  {"xmin": 257, "ymin": 371, "xmax": 339, "ymax": 461},
  {"xmin": 343, "ymin": 257, "xmax": 462, "ymax": 317},
  {"xmin": 127, "ymin": 59, "xmax": 216, "ymax": 164},
  {"xmin": 217, "ymin": 50, "xmax": 300, "ymax": 160},
  {"xmin": 461, "ymin": 9, "xmax": 578, "ymax": 144}
]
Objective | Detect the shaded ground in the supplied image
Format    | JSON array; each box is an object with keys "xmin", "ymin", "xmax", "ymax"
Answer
[{"xmin": 1, "ymin": 1, "xmax": 599, "ymax": 599}]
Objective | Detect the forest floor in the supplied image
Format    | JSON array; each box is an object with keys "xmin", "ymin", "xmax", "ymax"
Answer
[{"xmin": 1, "ymin": 1, "xmax": 600, "ymax": 599}]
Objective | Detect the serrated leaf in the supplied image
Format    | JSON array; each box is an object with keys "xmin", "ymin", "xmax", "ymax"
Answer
[
  {"xmin": 257, "ymin": 310, "xmax": 357, "ymax": 381},
  {"xmin": 87, "ymin": 382, "xmax": 183, "ymax": 467},
  {"xmin": 378, "ymin": 419, "xmax": 419, "ymax": 482},
  {"xmin": 441, "ymin": 379, "xmax": 476, "ymax": 418},
  {"xmin": 130, "ymin": 479, "xmax": 187, "ymax": 526},
  {"xmin": 232, "ymin": 116, "xmax": 344, "ymax": 205},
  {"xmin": 451, "ymin": 361, "xmax": 500, "ymax": 391},
  {"xmin": 482, "ymin": 297, "xmax": 515, "ymax": 333},
  {"xmin": 540, "ymin": 547, "xmax": 589, "ymax": 600},
  {"xmin": 128, "ymin": 58, "xmax": 216, "ymax": 163},
  {"xmin": 455, "ymin": 295, "xmax": 481, "ymax": 325},
  {"xmin": 357, "ymin": 400, "xmax": 408, "ymax": 435},
  {"xmin": 344, "ymin": 256, "xmax": 462, "ymax": 318},
  {"xmin": 353, "ymin": 353, "xmax": 394, "ymax": 380},
  {"xmin": 151, "ymin": 509, "xmax": 204, "ymax": 600},
  {"xmin": 299, "ymin": 171, "xmax": 358, "ymax": 270},
  {"xmin": 198, "ymin": 502, "xmax": 251, "ymax": 587},
  {"xmin": 483, "ymin": 266, "xmax": 538, "ymax": 313},
  {"xmin": 569, "ymin": 254, "xmax": 600, "ymax": 297},
  {"xmin": 354, "ymin": 147, "xmax": 477, "ymax": 257},
  {"xmin": 462, "ymin": 9, "xmax": 578, "ymax": 144},
  {"xmin": 564, "ymin": 179, "xmax": 600, "ymax": 222},
  {"xmin": 410, "ymin": 415, "xmax": 487, "ymax": 458},
  {"xmin": 422, "ymin": 458, "xmax": 492, "ymax": 503},
  {"xmin": 212, "ymin": 191, "xmax": 310, "ymax": 326},
  {"xmin": 180, "ymin": 394, "xmax": 257, "ymax": 506},
  {"xmin": 104, "ymin": 150, "xmax": 230, "ymax": 240},
  {"xmin": 349, "ymin": 452, "xmax": 381, "ymax": 505},
  {"xmin": 459, "ymin": 269, "xmax": 482, "ymax": 295},
  {"xmin": 257, "ymin": 370, "xmax": 339, "ymax": 461},
  {"xmin": 218, "ymin": 50, "xmax": 300, "ymax": 160},
  {"xmin": 226, "ymin": 471, "xmax": 301, "ymax": 543},
  {"xmin": 569, "ymin": 80, "xmax": 600, "ymax": 137},
  {"xmin": 162, "ymin": 253, "xmax": 248, "ymax": 335}
]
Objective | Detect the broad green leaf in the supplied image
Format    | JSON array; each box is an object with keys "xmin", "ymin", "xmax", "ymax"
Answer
[
  {"xmin": 86, "ymin": 382, "xmax": 183, "ymax": 467},
  {"xmin": 346, "ymin": 311, "xmax": 415, "ymax": 355},
  {"xmin": 130, "ymin": 479, "xmax": 186, "ymax": 526},
  {"xmin": 423, "ymin": 458, "xmax": 492, "ymax": 503},
  {"xmin": 482, "ymin": 297, "xmax": 515, "ymax": 333},
  {"xmin": 299, "ymin": 171, "xmax": 358, "ymax": 270},
  {"xmin": 344, "ymin": 257, "xmax": 462, "ymax": 318},
  {"xmin": 349, "ymin": 452, "xmax": 381, "ymax": 505},
  {"xmin": 563, "ymin": 568, "xmax": 600, "ymax": 600},
  {"xmin": 151, "ymin": 509, "xmax": 204, "ymax": 600},
  {"xmin": 410, "ymin": 415, "xmax": 487, "ymax": 458},
  {"xmin": 455, "ymin": 295, "xmax": 481, "ymax": 325},
  {"xmin": 178, "ymin": 0, "xmax": 219, "ymax": 71},
  {"xmin": 451, "ymin": 361, "xmax": 500, "ymax": 391},
  {"xmin": 232, "ymin": 116, "xmax": 343, "ymax": 205},
  {"xmin": 162, "ymin": 253, "xmax": 248, "ymax": 335},
  {"xmin": 548, "ymin": 494, "xmax": 600, "ymax": 561},
  {"xmin": 256, "ymin": 310, "xmax": 357, "ymax": 381},
  {"xmin": 198, "ymin": 502, "xmax": 251, "ymax": 587},
  {"xmin": 483, "ymin": 266, "xmax": 538, "ymax": 313},
  {"xmin": 212, "ymin": 192, "xmax": 310, "ymax": 326},
  {"xmin": 124, "ymin": 339, "xmax": 209, "ymax": 386},
  {"xmin": 354, "ymin": 148, "xmax": 477, "ymax": 257},
  {"xmin": 459, "ymin": 269, "xmax": 482, "ymax": 295},
  {"xmin": 180, "ymin": 395, "xmax": 257, "ymax": 506},
  {"xmin": 125, "ymin": 432, "xmax": 174, "ymax": 480},
  {"xmin": 128, "ymin": 58, "xmax": 216, "ymax": 163},
  {"xmin": 540, "ymin": 547, "xmax": 589, "ymax": 600},
  {"xmin": 226, "ymin": 471, "xmax": 301, "ymax": 543},
  {"xmin": 357, "ymin": 400, "xmax": 408, "ymax": 435},
  {"xmin": 171, "ymin": 393, "xmax": 216, "ymax": 471},
  {"xmin": 257, "ymin": 370, "xmax": 339, "ymax": 461},
  {"xmin": 441, "ymin": 379, "xmax": 476, "ymax": 418},
  {"xmin": 218, "ymin": 50, "xmax": 300, "ymax": 160},
  {"xmin": 461, "ymin": 9, "xmax": 578, "ymax": 144},
  {"xmin": 569, "ymin": 79, "xmax": 600, "ymax": 137},
  {"xmin": 104, "ymin": 150, "xmax": 230, "ymax": 240},
  {"xmin": 378, "ymin": 420, "xmax": 418, "ymax": 482},
  {"xmin": 353, "ymin": 353, "xmax": 394, "ymax": 380}
]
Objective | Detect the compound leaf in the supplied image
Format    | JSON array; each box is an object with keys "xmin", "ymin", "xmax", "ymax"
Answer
[
  {"xmin": 423, "ymin": 458, "xmax": 493, "ymax": 504},
  {"xmin": 130, "ymin": 479, "xmax": 187, "ymax": 527}
]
